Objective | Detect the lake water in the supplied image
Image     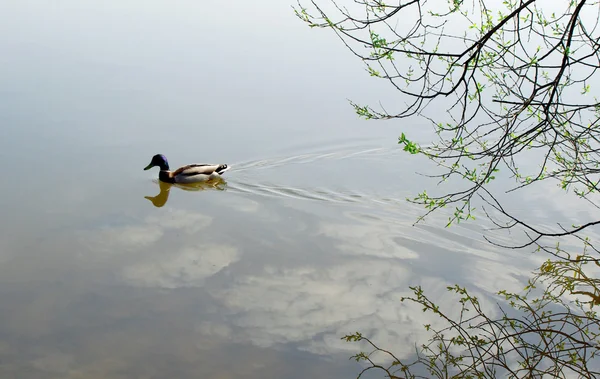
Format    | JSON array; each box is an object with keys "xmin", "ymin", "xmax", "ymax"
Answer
[{"xmin": 0, "ymin": 1, "xmax": 584, "ymax": 378}]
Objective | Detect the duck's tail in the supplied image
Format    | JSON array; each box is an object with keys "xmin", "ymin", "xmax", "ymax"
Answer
[{"xmin": 216, "ymin": 164, "xmax": 230, "ymax": 174}]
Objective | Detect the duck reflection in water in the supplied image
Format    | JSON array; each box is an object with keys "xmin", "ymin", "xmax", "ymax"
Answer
[{"xmin": 144, "ymin": 178, "xmax": 227, "ymax": 208}]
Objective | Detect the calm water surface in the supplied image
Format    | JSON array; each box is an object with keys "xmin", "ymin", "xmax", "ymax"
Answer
[{"xmin": 0, "ymin": 1, "xmax": 580, "ymax": 378}]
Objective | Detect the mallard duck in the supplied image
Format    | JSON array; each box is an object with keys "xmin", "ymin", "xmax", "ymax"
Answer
[{"xmin": 143, "ymin": 154, "xmax": 230, "ymax": 183}]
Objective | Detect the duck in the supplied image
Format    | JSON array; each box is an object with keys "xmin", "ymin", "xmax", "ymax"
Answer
[{"xmin": 143, "ymin": 154, "xmax": 230, "ymax": 183}]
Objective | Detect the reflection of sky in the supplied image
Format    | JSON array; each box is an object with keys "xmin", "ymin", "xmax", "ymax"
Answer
[
  {"xmin": 0, "ymin": 0, "xmax": 585, "ymax": 377},
  {"xmin": 0, "ymin": 147, "xmax": 545, "ymax": 377}
]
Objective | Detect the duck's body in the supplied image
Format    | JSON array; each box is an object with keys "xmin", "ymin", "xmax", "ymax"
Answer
[
  {"xmin": 144, "ymin": 154, "xmax": 230, "ymax": 183},
  {"xmin": 159, "ymin": 163, "xmax": 230, "ymax": 183}
]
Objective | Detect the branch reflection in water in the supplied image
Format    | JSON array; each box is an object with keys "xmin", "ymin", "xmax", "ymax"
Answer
[{"xmin": 144, "ymin": 178, "xmax": 228, "ymax": 208}]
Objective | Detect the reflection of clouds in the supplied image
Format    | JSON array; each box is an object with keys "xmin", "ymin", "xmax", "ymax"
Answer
[
  {"xmin": 208, "ymin": 259, "xmax": 495, "ymax": 360},
  {"xmin": 146, "ymin": 209, "xmax": 213, "ymax": 233},
  {"xmin": 82, "ymin": 209, "xmax": 213, "ymax": 254},
  {"xmin": 122, "ymin": 244, "xmax": 239, "ymax": 289},
  {"xmin": 195, "ymin": 321, "xmax": 234, "ymax": 342},
  {"xmin": 220, "ymin": 195, "xmax": 261, "ymax": 213},
  {"xmin": 33, "ymin": 353, "xmax": 74, "ymax": 375},
  {"xmin": 16, "ymin": 190, "xmax": 538, "ymax": 367},
  {"xmin": 466, "ymin": 257, "xmax": 533, "ymax": 295},
  {"xmin": 100, "ymin": 225, "xmax": 163, "ymax": 251},
  {"xmin": 180, "ymin": 208, "xmax": 535, "ymax": 361},
  {"xmin": 319, "ymin": 219, "xmax": 419, "ymax": 259},
  {"xmin": 74, "ymin": 208, "xmax": 240, "ymax": 289},
  {"xmin": 117, "ymin": 210, "xmax": 239, "ymax": 289}
]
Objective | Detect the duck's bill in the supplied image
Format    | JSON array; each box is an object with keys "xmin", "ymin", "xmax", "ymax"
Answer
[{"xmin": 143, "ymin": 164, "xmax": 153, "ymax": 170}]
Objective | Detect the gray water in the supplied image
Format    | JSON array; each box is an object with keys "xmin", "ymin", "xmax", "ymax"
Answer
[{"xmin": 0, "ymin": 1, "xmax": 581, "ymax": 378}]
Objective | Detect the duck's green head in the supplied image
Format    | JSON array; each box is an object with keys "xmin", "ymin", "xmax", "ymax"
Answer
[{"xmin": 144, "ymin": 154, "xmax": 170, "ymax": 171}]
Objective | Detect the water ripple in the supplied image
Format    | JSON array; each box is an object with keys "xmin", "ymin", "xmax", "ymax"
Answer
[
  {"xmin": 231, "ymin": 145, "xmax": 403, "ymax": 171},
  {"xmin": 224, "ymin": 144, "xmax": 408, "ymax": 208}
]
